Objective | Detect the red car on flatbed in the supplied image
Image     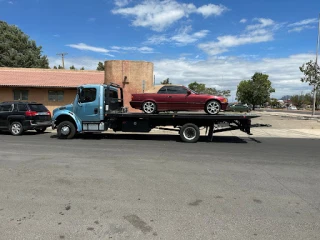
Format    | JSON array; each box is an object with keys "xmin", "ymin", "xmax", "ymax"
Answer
[{"xmin": 130, "ymin": 85, "xmax": 228, "ymax": 115}]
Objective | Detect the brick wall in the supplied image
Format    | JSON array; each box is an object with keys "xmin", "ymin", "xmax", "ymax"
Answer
[{"xmin": 104, "ymin": 60, "xmax": 154, "ymax": 112}]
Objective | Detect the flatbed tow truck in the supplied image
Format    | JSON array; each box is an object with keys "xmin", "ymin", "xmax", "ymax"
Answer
[{"xmin": 52, "ymin": 83, "xmax": 259, "ymax": 143}]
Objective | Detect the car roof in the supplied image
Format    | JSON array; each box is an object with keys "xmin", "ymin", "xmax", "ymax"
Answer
[{"xmin": 144, "ymin": 84, "xmax": 185, "ymax": 93}]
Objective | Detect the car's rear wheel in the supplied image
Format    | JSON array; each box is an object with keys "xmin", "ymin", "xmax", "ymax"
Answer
[
  {"xmin": 142, "ymin": 101, "xmax": 157, "ymax": 114},
  {"xmin": 205, "ymin": 100, "xmax": 221, "ymax": 115},
  {"xmin": 10, "ymin": 121, "xmax": 23, "ymax": 136},
  {"xmin": 36, "ymin": 127, "xmax": 47, "ymax": 133},
  {"xmin": 57, "ymin": 121, "xmax": 76, "ymax": 139},
  {"xmin": 180, "ymin": 123, "xmax": 200, "ymax": 143}
]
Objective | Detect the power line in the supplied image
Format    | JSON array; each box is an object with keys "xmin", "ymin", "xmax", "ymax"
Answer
[{"xmin": 56, "ymin": 52, "xmax": 68, "ymax": 69}]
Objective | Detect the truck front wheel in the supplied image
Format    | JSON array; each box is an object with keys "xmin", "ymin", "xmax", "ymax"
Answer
[
  {"xmin": 179, "ymin": 123, "xmax": 200, "ymax": 143},
  {"xmin": 57, "ymin": 121, "xmax": 76, "ymax": 139}
]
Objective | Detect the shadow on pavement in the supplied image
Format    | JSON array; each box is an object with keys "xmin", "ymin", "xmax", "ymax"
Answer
[{"xmin": 50, "ymin": 133, "xmax": 250, "ymax": 143}]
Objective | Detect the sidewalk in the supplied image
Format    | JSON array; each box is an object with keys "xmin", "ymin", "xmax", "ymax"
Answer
[{"xmin": 253, "ymin": 110, "xmax": 320, "ymax": 120}]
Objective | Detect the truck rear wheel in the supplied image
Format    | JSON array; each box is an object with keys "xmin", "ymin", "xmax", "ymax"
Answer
[
  {"xmin": 57, "ymin": 121, "xmax": 76, "ymax": 139},
  {"xmin": 180, "ymin": 123, "xmax": 200, "ymax": 143}
]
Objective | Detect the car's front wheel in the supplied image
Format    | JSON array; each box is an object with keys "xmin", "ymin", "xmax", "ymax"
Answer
[
  {"xmin": 205, "ymin": 100, "xmax": 221, "ymax": 115},
  {"xmin": 10, "ymin": 121, "xmax": 24, "ymax": 136},
  {"xmin": 57, "ymin": 121, "xmax": 76, "ymax": 139},
  {"xmin": 142, "ymin": 101, "xmax": 157, "ymax": 114}
]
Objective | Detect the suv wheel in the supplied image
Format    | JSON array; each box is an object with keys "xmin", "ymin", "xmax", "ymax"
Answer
[
  {"xmin": 10, "ymin": 121, "xmax": 23, "ymax": 136},
  {"xmin": 36, "ymin": 127, "xmax": 47, "ymax": 133},
  {"xmin": 57, "ymin": 121, "xmax": 76, "ymax": 139}
]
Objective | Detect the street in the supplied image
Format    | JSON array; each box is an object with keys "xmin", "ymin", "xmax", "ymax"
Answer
[
  {"xmin": 256, "ymin": 109, "xmax": 320, "ymax": 115},
  {"xmin": 0, "ymin": 131, "xmax": 320, "ymax": 240}
]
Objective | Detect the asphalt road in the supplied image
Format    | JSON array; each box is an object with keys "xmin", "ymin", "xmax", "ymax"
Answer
[
  {"xmin": 0, "ymin": 131, "xmax": 320, "ymax": 240},
  {"xmin": 256, "ymin": 109, "xmax": 320, "ymax": 115}
]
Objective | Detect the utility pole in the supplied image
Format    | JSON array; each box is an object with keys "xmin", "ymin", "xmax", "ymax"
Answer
[
  {"xmin": 312, "ymin": 13, "xmax": 320, "ymax": 116},
  {"xmin": 56, "ymin": 52, "xmax": 68, "ymax": 69}
]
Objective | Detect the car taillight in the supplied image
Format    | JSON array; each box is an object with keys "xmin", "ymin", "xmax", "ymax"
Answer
[
  {"xmin": 47, "ymin": 111, "xmax": 51, "ymax": 116},
  {"xmin": 25, "ymin": 110, "xmax": 37, "ymax": 117}
]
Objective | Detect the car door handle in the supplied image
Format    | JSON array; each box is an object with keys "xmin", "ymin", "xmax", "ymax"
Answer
[{"xmin": 94, "ymin": 108, "xmax": 98, "ymax": 114}]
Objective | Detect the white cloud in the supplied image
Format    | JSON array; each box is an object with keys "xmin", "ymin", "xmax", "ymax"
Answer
[
  {"xmin": 66, "ymin": 43, "xmax": 112, "ymax": 54},
  {"xmin": 196, "ymin": 4, "xmax": 228, "ymax": 18},
  {"xmin": 240, "ymin": 18, "xmax": 247, "ymax": 23},
  {"xmin": 199, "ymin": 18, "xmax": 276, "ymax": 55},
  {"xmin": 171, "ymin": 26, "xmax": 209, "ymax": 45},
  {"xmin": 88, "ymin": 18, "xmax": 96, "ymax": 22},
  {"xmin": 8, "ymin": 1, "xmax": 13, "ymax": 4},
  {"xmin": 53, "ymin": 34, "xmax": 60, "ymax": 37},
  {"xmin": 288, "ymin": 18, "xmax": 318, "ymax": 33},
  {"xmin": 145, "ymin": 26, "xmax": 209, "ymax": 45},
  {"xmin": 111, "ymin": 46, "xmax": 155, "ymax": 53},
  {"xmin": 153, "ymin": 53, "xmax": 315, "ymax": 98},
  {"xmin": 112, "ymin": 0, "xmax": 228, "ymax": 32},
  {"xmin": 288, "ymin": 18, "xmax": 318, "ymax": 27},
  {"xmin": 114, "ymin": 0, "xmax": 131, "ymax": 7}
]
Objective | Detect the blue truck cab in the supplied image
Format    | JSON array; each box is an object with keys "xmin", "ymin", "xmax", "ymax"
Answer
[{"xmin": 52, "ymin": 83, "xmax": 125, "ymax": 139}]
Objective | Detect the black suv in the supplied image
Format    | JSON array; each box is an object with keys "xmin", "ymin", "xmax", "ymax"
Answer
[{"xmin": 0, "ymin": 101, "xmax": 52, "ymax": 136}]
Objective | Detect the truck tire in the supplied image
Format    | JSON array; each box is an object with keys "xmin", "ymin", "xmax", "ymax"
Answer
[
  {"xmin": 57, "ymin": 121, "xmax": 76, "ymax": 139},
  {"xmin": 180, "ymin": 123, "xmax": 200, "ymax": 143},
  {"xmin": 205, "ymin": 100, "xmax": 221, "ymax": 115},
  {"xmin": 142, "ymin": 101, "xmax": 157, "ymax": 114},
  {"xmin": 10, "ymin": 121, "xmax": 24, "ymax": 136}
]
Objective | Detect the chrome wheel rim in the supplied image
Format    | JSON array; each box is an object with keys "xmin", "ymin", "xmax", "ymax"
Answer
[
  {"xmin": 183, "ymin": 127, "xmax": 196, "ymax": 141},
  {"xmin": 207, "ymin": 101, "xmax": 220, "ymax": 114},
  {"xmin": 11, "ymin": 123, "xmax": 22, "ymax": 135},
  {"xmin": 61, "ymin": 126, "xmax": 70, "ymax": 135},
  {"xmin": 143, "ymin": 102, "xmax": 155, "ymax": 113}
]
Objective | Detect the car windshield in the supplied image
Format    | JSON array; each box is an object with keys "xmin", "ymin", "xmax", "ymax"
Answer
[{"xmin": 28, "ymin": 104, "xmax": 48, "ymax": 112}]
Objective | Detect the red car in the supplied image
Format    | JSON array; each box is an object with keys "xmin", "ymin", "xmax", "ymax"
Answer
[{"xmin": 130, "ymin": 85, "xmax": 228, "ymax": 115}]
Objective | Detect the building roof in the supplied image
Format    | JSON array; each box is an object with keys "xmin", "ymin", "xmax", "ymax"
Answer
[{"xmin": 0, "ymin": 67, "xmax": 104, "ymax": 88}]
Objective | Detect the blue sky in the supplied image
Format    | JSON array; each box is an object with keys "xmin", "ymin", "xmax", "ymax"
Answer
[{"xmin": 1, "ymin": 0, "xmax": 320, "ymax": 99}]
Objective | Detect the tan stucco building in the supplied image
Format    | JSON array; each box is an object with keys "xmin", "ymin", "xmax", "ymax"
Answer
[{"xmin": 0, "ymin": 61, "xmax": 154, "ymax": 113}]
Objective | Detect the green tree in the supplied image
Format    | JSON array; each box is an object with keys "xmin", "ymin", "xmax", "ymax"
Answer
[
  {"xmin": 188, "ymin": 81, "xmax": 206, "ymax": 93},
  {"xmin": 80, "ymin": 67, "xmax": 85, "ymax": 70},
  {"xmin": 300, "ymin": 60, "xmax": 320, "ymax": 113},
  {"xmin": 290, "ymin": 94, "xmax": 305, "ymax": 109},
  {"xmin": 0, "ymin": 21, "xmax": 49, "ymax": 68},
  {"xmin": 160, "ymin": 78, "xmax": 171, "ymax": 84},
  {"xmin": 188, "ymin": 81, "xmax": 231, "ymax": 97},
  {"xmin": 58, "ymin": 65, "xmax": 63, "ymax": 69},
  {"xmin": 236, "ymin": 72, "xmax": 275, "ymax": 110},
  {"xmin": 53, "ymin": 66, "xmax": 57, "ymax": 69},
  {"xmin": 96, "ymin": 62, "xmax": 105, "ymax": 71},
  {"xmin": 70, "ymin": 65, "xmax": 76, "ymax": 70},
  {"xmin": 270, "ymin": 98, "xmax": 279, "ymax": 108}
]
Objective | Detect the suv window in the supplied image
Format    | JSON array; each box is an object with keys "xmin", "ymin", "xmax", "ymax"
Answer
[
  {"xmin": 28, "ymin": 104, "xmax": 48, "ymax": 112},
  {"xmin": 18, "ymin": 104, "xmax": 28, "ymax": 111},
  {"xmin": 80, "ymin": 88, "xmax": 97, "ymax": 103},
  {"xmin": 0, "ymin": 104, "xmax": 13, "ymax": 112}
]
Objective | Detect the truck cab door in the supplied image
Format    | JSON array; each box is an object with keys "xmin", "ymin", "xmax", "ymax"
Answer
[{"xmin": 75, "ymin": 87, "xmax": 100, "ymax": 122}]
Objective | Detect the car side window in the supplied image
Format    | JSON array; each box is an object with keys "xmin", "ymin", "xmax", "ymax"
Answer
[
  {"xmin": 157, "ymin": 87, "xmax": 167, "ymax": 94},
  {"xmin": 18, "ymin": 104, "xmax": 28, "ymax": 111},
  {"xmin": 0, "ymin": 104, "xmax": 13, "ymax": 112},
  {"xmin": 80, "ymin": 88, "xmax": 97, "ymax": 103},
  {"xmin": 166, "ymin": 86, "xmax": 187, "ymax": 94}
]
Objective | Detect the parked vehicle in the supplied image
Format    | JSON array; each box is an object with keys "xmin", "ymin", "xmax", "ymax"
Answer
[
  {"xmin": 227, "ymin": 103, "xmax": 251, "ymax": 113},
  {"xmin": 0, "ymin": 101, "xmax": 51, "ymax": 136},
  {"xmin": 51, "ymin": 83, "xmax": 259, "ymax": 143},
  {"xmin": 130, "ymin": 85, "xmax": 228, "ymax": 115},
  {"xmin": 288, "ymin": 106, "xmax": 297, "ymax": 110}
]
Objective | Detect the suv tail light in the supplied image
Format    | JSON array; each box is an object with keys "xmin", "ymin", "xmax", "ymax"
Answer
[
  {"xmin": 47, "ymin": 111, "xmax": 51, "ymax": 116},
  {"xmin": 25, "ymin": 110, "xmax": 37, "ymax": 117}
]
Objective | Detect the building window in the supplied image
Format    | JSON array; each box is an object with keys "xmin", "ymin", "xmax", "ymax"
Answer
[
  {"xmin": 48, "ymin": 90, "xmax": 64, "ymax": 102},
  {"xmin": 13, "ymin": 90, "xmax": 28, "ymax": 101}
]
